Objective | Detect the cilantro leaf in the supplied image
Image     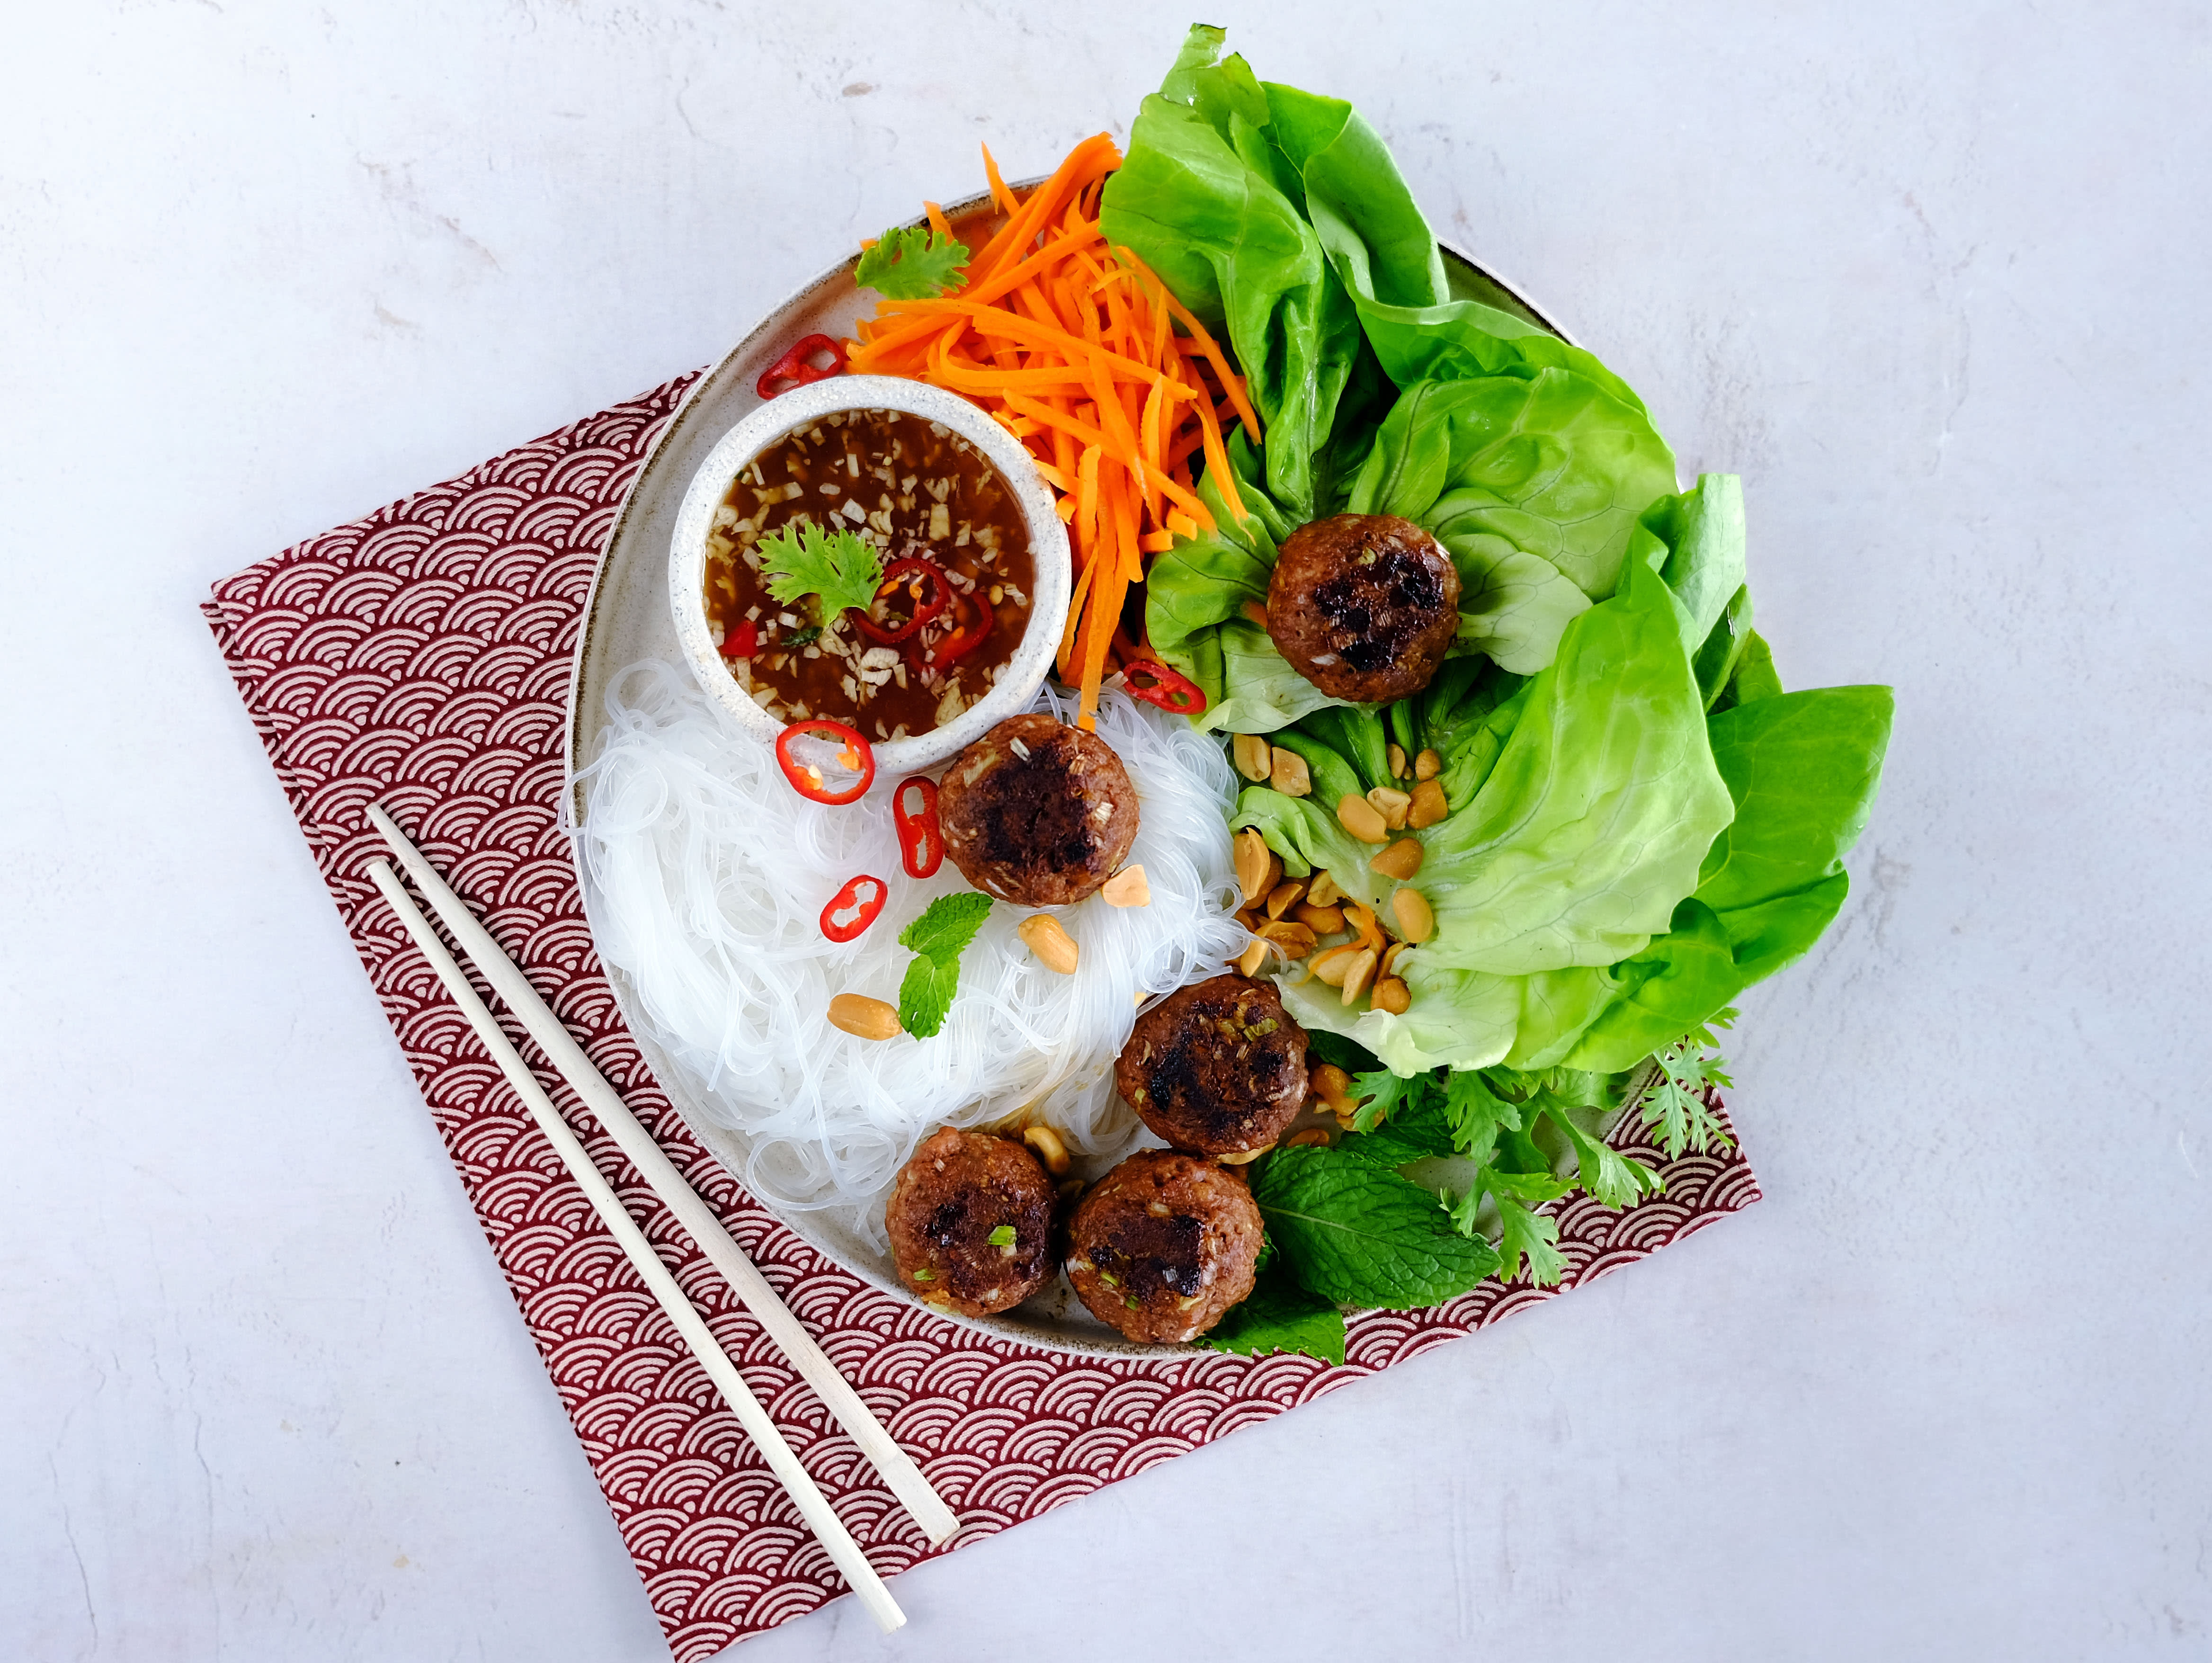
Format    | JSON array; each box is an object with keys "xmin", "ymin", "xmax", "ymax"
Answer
[
  {"xmin": 1347, "ymin": 1064, "xmax": 1433, "ymax": 1134},
  {"xmin": 1639, "ymin": 1010, "xmax": 1739, "ymax": 1158},
  {"xmin": 855, "ymin": 224, "xmax": 970, "ymax": 300},
  {"xmin": 1196, "ymin": 1262, "xmax": 1347, "ymax": 1364},
  {"xmin": 759, "ymin": 520, "xmax": 884, "ymax": 625},
  {"xmin": 1445, "ymin": 1069, "xmax": 1525, "ymax": 1166},
  {"xmin": 895, "ymin": 892, "xmax": 994, "ymax": 1038},
  {"xmin": 1487, "ymin": 1179, "xmax": 1571, "ymax": 1286},
  {"xmin": 1545, "ymin": 1109, "xmax": 1664, "ymax": 1210},
  {"xmin": 1254, "ymin": 1145, "xmax": 1498, "ymax": 1309}
]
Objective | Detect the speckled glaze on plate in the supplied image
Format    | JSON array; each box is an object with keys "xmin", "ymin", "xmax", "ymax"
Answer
[{"xmin": 565, "ymin": 188, "xmax": 1577, "ymax": 1358}]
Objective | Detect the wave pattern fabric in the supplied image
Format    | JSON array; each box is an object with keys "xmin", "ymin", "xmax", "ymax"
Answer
[{"xmin": 202, "ymin": 373, "xmax": 1762, "ymax": 1659}]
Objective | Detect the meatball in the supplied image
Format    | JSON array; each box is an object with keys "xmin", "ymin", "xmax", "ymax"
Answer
[
  {"xmin": 1267, "ymin": 513, "xmax": 1461, "ymax": 703},
  {"xmin": 937, "ymin": 713, "xmax": 1140, "ymax": 906},
  {"xmin": 884, "ymin": 1127, "xmax": 1058, "ymax": 1317},
  {"xmin": 1066, "ymin": 1151, "xmax": 1264, "ymax": 1343},
  {"xmin": 1117, "ymin": 975, "xmax": 1308, "ymax": 1156}
]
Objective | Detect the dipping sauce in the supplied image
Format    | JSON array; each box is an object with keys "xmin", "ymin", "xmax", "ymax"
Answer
[{"xmin": 702, "ymin": 407, "xmax": 1035, "ymax": 741}]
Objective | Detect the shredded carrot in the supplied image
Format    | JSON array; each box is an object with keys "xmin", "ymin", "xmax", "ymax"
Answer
[{"xmin": 848, "ymin": 136, "xmax": 1262, "ymax": 729}]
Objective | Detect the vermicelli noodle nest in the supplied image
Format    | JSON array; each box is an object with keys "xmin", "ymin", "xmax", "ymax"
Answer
[{"xmin": 574, "ymin": 661, "xmax": 1247, "ymax": 1249}]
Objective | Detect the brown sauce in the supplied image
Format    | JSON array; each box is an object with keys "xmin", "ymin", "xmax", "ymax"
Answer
[{"xmin": 701, "ymin": 407, "xmax": 1035, "ymax": 740}]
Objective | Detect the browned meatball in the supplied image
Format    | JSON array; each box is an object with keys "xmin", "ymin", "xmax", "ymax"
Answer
[
  {"xmin": 1267, "ymin": 513, "xmax": 1461, "ymax": 703},
  {"xmin": 1117, "ymin": 975, "xmax": 1308, "ymax": 1156},
  {"xmin": 1066, "ymin": 1151, "xmax": 1265, "ymax": 1343},
  {"xmin": 884, "ymin": 1127, "xmax": 1058, "ymax": 1317},
  {"xmin": 937, "ymin": 713, "xmax": 1140, "ymax": 906}
]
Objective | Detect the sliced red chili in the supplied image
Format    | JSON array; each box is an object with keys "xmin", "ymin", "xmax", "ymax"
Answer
[
  {"xmin": 721, "ymin": 619, "xmax": 759, "ymax": 658},
  {"xmin": 820, "ymin": 873, "xmax": 888, "ymax": 942},
  {"xmin": 756, "ymin": 333, "xmax": 847, "ymax": 399},
  {"xmin": 850, "ymin": 557, "xmax": 952, "ymax": 645},
  {"xmin": 924, "ymin": 591, "xmax": 994, "ymax": 667},
  {"xmin": 892, "ymin": 776, "xmax": 943, "ymax": 879},
  {"xmin": 776, "ymin": 719, "xmax": 876, "ymax": 805},
  {"xmin": 1123, "ymin": 658, "xmax": 1207, "ymax": 715}
]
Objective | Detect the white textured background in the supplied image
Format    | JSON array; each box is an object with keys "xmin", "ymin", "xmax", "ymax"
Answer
[{"xmin": 5, "ymin": 3, "xmax": 2208, "ymax": 1658}]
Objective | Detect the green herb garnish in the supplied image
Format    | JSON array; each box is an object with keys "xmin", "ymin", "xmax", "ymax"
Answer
[
  {"xmin": 758, "ymin": 519, "xmax": 883, "ymax": 626},
  {"xmin": 895, "ymin": 892, "xmax": 994, "ymax": 1038},
  {"xmin": 986, "ymin": 1225, "xmax": 1017, "ymax": 1249},
  {"xmin": 855, "ymin": 224, "xmax": 970, "ymax": 300}
]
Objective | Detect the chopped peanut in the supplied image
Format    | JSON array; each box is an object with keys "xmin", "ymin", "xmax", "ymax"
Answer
[
  {"xmin": 1284, "ymin": 1127, "xmax": 1331, "ymax": 1149},
  {"xmin": 1269, "ymin": 745, "xmax": 1313, "ymax": 797},
  {"xmin": 1101, "ymin": 865, "xmax": 1151, "ymax": 908},
  {"xmin": 1309, "ymin": 1062, "xmax": 1356, "ymax": 1118},
  {"xmin": 1414, "ymin": 747, "xmax": 1443, "ymax": 781},
  {"xmin": 1386, "ymin": 743, "xmax": 1407, "ymax": 779},
  {"xmin": 1337, "ymin": 794, "xmax": 1389, "ymax": 844},
  {"xmin": 1367, "ymin": 786, "xmax": 1412, "ymax": 832},
  {"xmin": 1234, "ymin": 936, "xmax": 1272, "ymax": 977},
  {"xmin": 1345, "ymin": 901, "xmax": 1386, "ymax": 954},
  {"xmin": 1217, "ymin": 1144, "xmax": 1270, "ymax": 1165},
  {"xmin": 1408, "ymin": 778, "xmax": 1448, "ymax": 829},
  {"xmin": 1232, "ymin": 733, "xmax": 1273, "ymax": 782},
  {"xmin": 1019, "ymin": 913, "xmax": 1080, "ymax": 974},
  {"xmin": 1257, "ymin": 919, "xmax": 1319, "ymax": 957},
  {"xmin": 1369, "ymin": 837, "xmax": 1424, "ymax": 880},
  {"xmin": 828, "ymin": 994, "xmax": 902, "ymax": 1040},
  {"xmin": 1294, "ymin": 902, "xmax": 1347, "ymax": 935},
  {"xmin": 1339, "ymin": 947, "xmax": 1378, "ymax": 1005},
  {"xmin": 1307, "ymin": 870, "xmax": 1343, "ymax": 908},
  {"xmin": 1391, "ymin": 887, "xmax": 1435, "ymax": 944},
  {"xmin": 1023, "ymin": 1124, "xmax": 1071, "ymax": 1175},
  {"xmin": 1372, "ymin": 977, "xmax": 1410, "ymax": 1014},
  {"xmin": 1308, "ymin": 944, "xmax": 1362, "ymax": 986},
  {"xmin": 1265, "ymin": 878, "xmax": 1307, "ymax": 920},
  {"xmin": 1378, "ymin": 940, "xmax": 1407, "ymax": 982},
  {"xmin": 1234, "ymin": 827, "xmax": 1272, "ymax": 905}
]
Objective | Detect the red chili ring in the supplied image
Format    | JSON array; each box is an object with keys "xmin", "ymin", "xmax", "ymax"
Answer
[
  {"xmin": 776, "ymin": 719, "xmax": 876, "ymax": 805},
  {"xmin": 892, "ymin": 776, "xmax": 944, "ymax": 879},
  {"xmin": 851, "ymin": 557, "xmax": 952, "ymax": 645},
  {"xmin": 757, "ymin": 333, "xmax": 847, "ymax": 399},
  {"xmin": 1123, "ymin": 658, "xmax": 1207, "ymax": 715},
  {"xmin": 820, "ymin": 873, "xmax": 888, "ymax": 942},
  {"xmin": 924, "ymin": 591, "xmax": 994, "ymax": 667}
]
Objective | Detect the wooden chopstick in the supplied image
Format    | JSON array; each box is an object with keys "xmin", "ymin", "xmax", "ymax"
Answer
[
  {"xmin": 364, "ymin": 860, "xmax": 906, "ymax": 1633},
  {"xmin": 365, "ymin": 804, "xmax": 959, "ymax": 1549}
]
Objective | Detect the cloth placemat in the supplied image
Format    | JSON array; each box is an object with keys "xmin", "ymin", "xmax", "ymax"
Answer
[{"xmin": 203, "ymin": 371, "xmax": 1762, "ymax": 1658}]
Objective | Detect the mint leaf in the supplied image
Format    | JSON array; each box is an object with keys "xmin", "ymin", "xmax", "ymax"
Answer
[
  {"xmin": 759, "ymin": 520, "xmax": 884, "ymax": 624},
  {"xmin": 895, "ymin": 893, "xmax": 994, "ymax": 1038},
  {"xmin": 1196, "ymin": 1263, "xmax": 1347, "ymax": 1364},
  {"xmin": 855, "ymin": 224, "xmax": 970, "ymax": 300},
  {"xmin": 1337, "ymin": 1082, "xmax": 1456, "ymax": 1170},
  {"xmin": 1254, "ymin": 1145, "xmax": 1499, "ymax": 1309}
]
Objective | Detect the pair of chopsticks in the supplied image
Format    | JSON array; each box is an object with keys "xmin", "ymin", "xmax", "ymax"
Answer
[{"xmin": 363, "ymin": 803, "xmax": 955, "ymax": 1634}]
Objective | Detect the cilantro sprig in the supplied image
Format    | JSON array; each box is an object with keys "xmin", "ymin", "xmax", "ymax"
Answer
[
  {"xmin": 1638, "ymin": 1009, "xmax": 1738, "ymax": 1159},
  {"xmin": 759, "ymin": 519, "xmax": 883, "ymax": 626},
  {"xmin": 895, "ymin": 893, "xmax": 994, "ymax": 1038},
  {"xmin": 855, "ymin": 224, "xmax": 970, "ymax": 300}
]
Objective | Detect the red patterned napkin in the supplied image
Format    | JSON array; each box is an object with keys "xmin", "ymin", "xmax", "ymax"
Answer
[{"xmin": 203, "ymin": 372, "xmax": 1762, "ymax": 1658}]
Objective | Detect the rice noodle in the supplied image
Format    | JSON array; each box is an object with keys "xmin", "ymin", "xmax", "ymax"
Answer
[{"xmin": 573, "ymin": 661, "xmax": 1246, "ymax": 1248}]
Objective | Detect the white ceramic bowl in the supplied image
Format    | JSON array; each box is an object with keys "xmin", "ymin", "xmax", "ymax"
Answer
[{"xmin": 666, "ymin": 374, "xmax": 1072, "ymax": 775}]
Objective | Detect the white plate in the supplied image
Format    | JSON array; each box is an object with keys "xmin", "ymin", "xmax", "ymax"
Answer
[{"xmin": 564, "ymin": 188, "xmax": 1578, "ymax": 1358}]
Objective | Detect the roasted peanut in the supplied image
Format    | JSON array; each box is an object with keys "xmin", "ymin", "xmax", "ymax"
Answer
[
  {"xmin": 1306, "ymin": 869, "xmax": 1343, "ymax": 908},
  {"xmin": 1235, "ymin": 905, "xmax": 1263, "ymax": 932},
  {"xmin": 1265, "ymin": 878, "xmax": 1307, "ymax": 920},
  {"xmin": 1345, "ymin": 901, "xmax": 1385, "ymax": 953},
  {"xmin": 1337, "ymin": 793, "xmax": 1389, "ymax": 844},
  {"xmin": 1308, "ymin": 944, "xmax": 1362, "ymax": 986},
  {"xmin": 1257, "ymin": 919, "xmax": 1319, "ymax": 958},
  {"xmin": 1372, "ymin": 977, "xmax": 1411, "ymax": 1014},
  {"xmin": 1232, "ymin": 733, "xmax": 1273, "ymax": 782},
  {"xmin": 1023, "ymin": 1124, "xmax": 1072, "ymax": 1175},
  {"xmin": 1294, "ymin": 902, "xmax": 1347, "ymax": 936},
  {"xmin": 1309, "ymin": 1062, "xmax": 1356, "ymax": 1117},
  {"xmin": 1367, "ymin": 786, "xmax": 1412, "ymax": 832},
  {"xmin": 1234, "ymin": 937, "xmax": 1272, "ymax": 977},
  {"xmin": 1414, "ymin": 748, "xmax": 1442, "ymax": 781},
  {"xmin": 1284, "ymin": 1127, "xmax": 1331, "ymax": 1149},
  {"xmin": 1269, "ymin": 745, "xmax": 1313, "ymax": 798},
  {"xmin": 1369, "ymin": 837, "xmax": 1424, "ymax": 880},
  {"xmin": 1019, "ymin": 913, "xmax": 1081, "ymax": 974},
  {"xmin": 1378, "ymin": 940, "xmax": 1407, "ymax": 983},
  {"xmin": 828, "ymin": 994, "xmax": 902, "ymax": 1041},
  {"xmin": 1408, "ymin": 778, "xmax": 1448, "ymax": 829},
  {"xmin": 1391, "ymin": 887, "xmax": 1436, "ymax": 944},
  {"xmin": 1386, "ymin": 742, "xmax": 1407, "ymax": 779},
  {"xmin": 1241, "ymin": 599, "xmax": 1270, "ymax": 630},
  {"xmin": 1339, "ymin": 947, "xmax": 1378, "ymax": 1005},
  {"xmin": 1234, "ymin": 827, "xmax": 1272, "ymax": 905},
  {"xmin": 1101, "ymin": 864, "xmax": 1151, "ymax": 908},
  {"xmin": 1217, "ymin": 1144, "xmax": 1271, "ymax": 1165}
]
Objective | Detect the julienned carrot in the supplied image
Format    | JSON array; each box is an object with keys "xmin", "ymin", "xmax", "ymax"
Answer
[{"xmin": 847, "ymin": 135, "xmax": 1261, "ymax": 730}]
